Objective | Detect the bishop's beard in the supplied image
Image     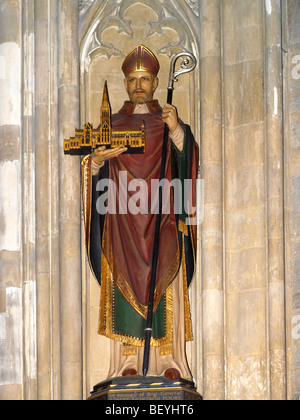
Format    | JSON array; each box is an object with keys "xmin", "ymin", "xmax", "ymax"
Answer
[{"xmin": 130, "ymin": 89, "xmax": 153, "ymax": 104}]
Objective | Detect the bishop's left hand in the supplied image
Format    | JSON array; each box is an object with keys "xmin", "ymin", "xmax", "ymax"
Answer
[{"xmin": 162, "ymin": 103, "xmax": 179, "ymax": 134}]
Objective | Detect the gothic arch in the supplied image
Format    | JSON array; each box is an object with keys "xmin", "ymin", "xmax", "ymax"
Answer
[
  {"xmin": 78, "ymin": 0, "xmax": 200, "ymax": 126},
  {"xmin": 79, "ymin": 0, "xmax": 200, "ymax": 63}
]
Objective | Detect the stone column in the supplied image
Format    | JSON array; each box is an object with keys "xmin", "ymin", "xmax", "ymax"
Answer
[
  {"xmin": 282, "ymin": 0, "xmax": 300, "ymax": 400},
  {"xmin": 58, "ymin": 0, "xmax": 82, "ymax": 400},
  {"xmin": 34, "ymin": 0, "xmax": 61, "ymax": 400},
  {"xmin": 199, "ymin": 0, "xmax": 224, "ymax": 400},
  {"xmin": 265, "ymin": 0, "xmax": 286, "ymax": 400},
  {"xmin": 22, "ymin": 0, "xmax": 37, "ymax": 400},
  {"xmin": 0, "ymin": 0, "xmax": 23, "ymax": 400},
  {"xmin": 222, "ymin": 0, "xmax": 268, "ymax": 399}
]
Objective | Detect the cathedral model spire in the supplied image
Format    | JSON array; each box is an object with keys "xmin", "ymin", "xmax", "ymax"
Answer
[{"xmin": 99, "ymin": 81, "xmax": 111, "ymax": 147}]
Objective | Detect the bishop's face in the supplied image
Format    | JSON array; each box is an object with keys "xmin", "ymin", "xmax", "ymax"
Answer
[{"xmin": 124, "ymin": 71, "xmax": 159, "ymax": 104}]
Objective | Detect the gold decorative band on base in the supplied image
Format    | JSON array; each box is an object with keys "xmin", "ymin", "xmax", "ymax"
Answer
[{"xmin": 88, "ymin": 375, "xmax": 203, "ymax": 401}]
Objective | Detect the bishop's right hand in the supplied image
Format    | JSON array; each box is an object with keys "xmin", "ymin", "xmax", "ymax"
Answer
[{"xmin": 92, "ymin": 145, "xmax": 128, "ymax": 166}]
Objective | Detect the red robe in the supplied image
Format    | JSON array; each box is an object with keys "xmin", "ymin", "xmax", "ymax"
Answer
[
  {"xmin": 81, "ymin": 100, "xmax": 198, "ymax": 345},
  {"xmin": 102, "ymin": 100, "xmax": 180, "ymax": 318}
]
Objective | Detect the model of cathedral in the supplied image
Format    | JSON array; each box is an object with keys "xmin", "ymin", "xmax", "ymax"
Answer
[{"xmin": 64, "ymin": 81, "xmax": 145, "ymax": 155}]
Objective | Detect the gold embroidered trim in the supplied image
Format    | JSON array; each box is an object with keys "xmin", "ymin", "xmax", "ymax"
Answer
[
  {"xmin": 122, "ymin": 345, "xmax": 137, "ymax": 356},
  {"xmin": 98, "ymin": 254, "xmax": 174, "ymax": 349},
  {"xmin": 160, "ymin": 343, "xmax": 173, "ymax": 356},
  {"xmin": 178, "ymin": 219, "xmax": 189, "ymax": 236},
  {"xmin": 81, "ymin": 155, "xmax": 99, "ymax": 281},
  {"xmin": 81, "ymin": 155, "xmax": 91, "ymax": 238}
]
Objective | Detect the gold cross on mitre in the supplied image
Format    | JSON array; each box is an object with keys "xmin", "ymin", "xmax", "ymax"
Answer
[{"xmin": 64, "ymin": 81, "xmax": 145, "ymax": 156}]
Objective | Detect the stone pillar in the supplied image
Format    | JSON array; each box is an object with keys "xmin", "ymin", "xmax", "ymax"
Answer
[
  {"xmin": 222, "ymin": 0, "xmax": 268, "ymax": 399},
  {"xmin": 34, "ymin": 0, "xmax": 61, "ymax": 400},
  {"xmin": 22, "ymin": 0, "xmax": 37, "ymax": 400},
  {"xmin": 0, "ymin": 0, "xmax": 23, "ymax": 400},
  {"xmin": 199, "ymin": 0, "xmax": 224, "ymax": 400},
  {"xmin": 265, "ymin": 0, "xmax": 286, "ymax": 400},
  {"xmin": 58, "ymin": 0, "xmax": 82, "ymax": 400},
  {"xmin": 282, "ymin": 0, "xmax": 300, "ymax": 400}
]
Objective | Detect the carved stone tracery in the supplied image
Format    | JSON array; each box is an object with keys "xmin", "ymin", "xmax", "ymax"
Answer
[
  {"xmin": 80, "ymin": 0, "xmax": 198, "ymax": 66},
  {"xmin": 79, "ymin": 0, "xmax": 96, "ymax": 15}
]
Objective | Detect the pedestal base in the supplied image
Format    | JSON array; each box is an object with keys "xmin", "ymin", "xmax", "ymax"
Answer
[{"xmin": 88, "ymin": 375, "xmax": 202, "ymax": 400}]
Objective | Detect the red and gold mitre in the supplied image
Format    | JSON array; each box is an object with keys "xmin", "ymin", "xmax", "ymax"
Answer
[{"xmin": 122, "ymin": 45, "xmax": 160, "ymax": 77}]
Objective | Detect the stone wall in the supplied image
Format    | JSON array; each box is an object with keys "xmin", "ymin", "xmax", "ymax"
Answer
[
  {"xmin": 0, "ymin": 0, "xmax": 23, "ymax": 400},
  {"xmin": 282, "ymin": 0, "xmax": 300, "ymax": 400},
  {"xmin": 0, "ymin": 0, "xmax": 299, "ymax": 400}
]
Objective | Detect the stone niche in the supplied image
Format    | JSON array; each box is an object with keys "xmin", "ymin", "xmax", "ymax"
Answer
[{"xmin": 79, "ymin": 0, "xmax": 200, "ymax": 396}]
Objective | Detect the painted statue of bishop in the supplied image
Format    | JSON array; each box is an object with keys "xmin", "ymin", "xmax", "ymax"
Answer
[{"xmin": 81, "ymin": 45, "xmax": 199, "ymax": 381}]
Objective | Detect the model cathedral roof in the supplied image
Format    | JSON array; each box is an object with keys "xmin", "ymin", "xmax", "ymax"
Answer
[{"xmin": 64, "ymin": 81, "xmax": 145, "ymax": 156}]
